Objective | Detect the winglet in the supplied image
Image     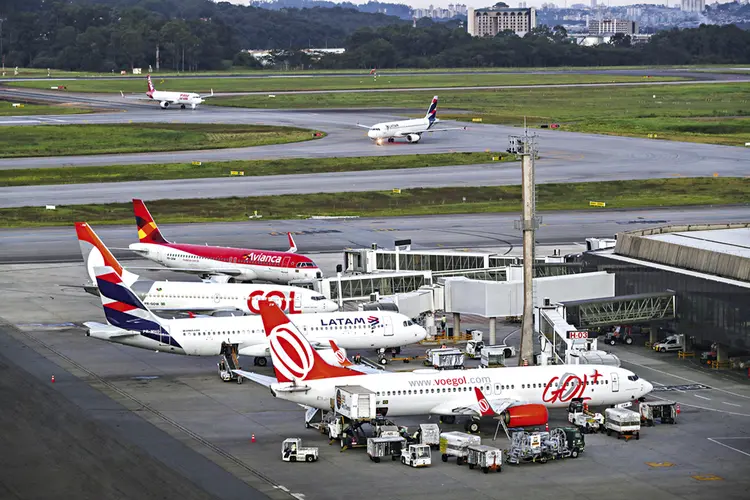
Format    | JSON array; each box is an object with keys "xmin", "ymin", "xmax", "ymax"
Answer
[
  {"xmin": 474, "ymin": 387, "xmax": 495, "ymax": 417},
  {"xmin": 120, "ymin": 91, "xmax": 125, "ymax": 98},
  {"xmin": 287, "ymin": 232, "xmax": 297, "ymax": 253},
  {"xmin": 258, "ymin": 299, "xmax": 361, "ymax": 383},
  {"xmin": 329, "ymin": 340, "xmax": 353, "ymax": 367}
]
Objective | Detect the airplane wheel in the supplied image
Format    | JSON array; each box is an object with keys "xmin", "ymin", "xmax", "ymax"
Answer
[
  {"xmin": 256, "ymin": 357, "xmax": 267, "ymax": 367},
  {"xmin": 468, "ymin": 421, "xmax": 480, "ymax": 434},
  {"xmin": 180, "ymin": 104, "xmax": 186, "ymax": 109}
]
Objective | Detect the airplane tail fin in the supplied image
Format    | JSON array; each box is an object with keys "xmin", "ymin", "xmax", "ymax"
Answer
[
  {"xmin": 76, "ymin": 222, "xmax": 140, "ymax": 286},
  {"xmin": 133, "ymin": 199, "xmax": 169, "ymax": 244},
  {"xmin": 258, "ymin": 299, "xmax": 361, "ymax": 383},
  {"xmin": 425, "ymin": 95, "xmax": 438, "ymax": 123},
  {"xmin": 287, "ymin": 232, "xmax": 298, "ymax": 253},
  {"xmin": 328, "ymin": 340, "xmax": 353, "ymax": 367},
  {"xmin": 94, "ymin": 266, "xmax": 164, "ymax": 331},
  {"xmin": 146, "ymin": 74, "xmax": 155, "ymax": 94},
  {"xmin": 474, "ymin": 387, "xmax": 495, "ymax": 417}
]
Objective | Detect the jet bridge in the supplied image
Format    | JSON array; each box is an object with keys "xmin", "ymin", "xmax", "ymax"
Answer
[{"xmin": 562, "ymin": 292, "xmax": 676, "ymax": 329}]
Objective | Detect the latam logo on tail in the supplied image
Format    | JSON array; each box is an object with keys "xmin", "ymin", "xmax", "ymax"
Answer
[{"xmin": 319, "ymin": 316, "xmax": 380, "ymax": 327}]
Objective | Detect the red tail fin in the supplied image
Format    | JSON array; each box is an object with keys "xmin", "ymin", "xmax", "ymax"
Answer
[
  {"xmin": 474, "ymin": 387, "xmax": 495, "ymax": 417},
  {"xmin": 133, "ymin": 199, "xmax": 168, "ymax": 244},
  {"xmin": 147, "ymin": 74, "xmax": 155, "ymax": 94},
  {"xmin": 328, "ymin": 340, "xmax": 353, "ymax": 367},
  {"xmin": 259, "ymin": 300, "xmax": 361, "ymax": 383}
]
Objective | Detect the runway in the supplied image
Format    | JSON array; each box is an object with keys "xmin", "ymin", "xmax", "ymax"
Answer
[{"xmin": 1, "ymin": 206, "xmax": 748, "ymax": 265}]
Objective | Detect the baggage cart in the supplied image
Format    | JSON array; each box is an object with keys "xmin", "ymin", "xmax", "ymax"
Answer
[
  {"xmin": 466, "ymin": 445, "xmax": 503, "ymax": 473},
  {"xmin": 439, "ymin": 431, "xmax": 481, "ymax": 465},
  {"xmin": 639, "ymin": 401, "xmax": 677, "ymax": 426},
  {"xmin": 367, "ymin": 436, "xmax": 406, "ymax": 463},
  {"xmin": 418, "ymin": 423, "xmax": 441, "ymax": 449},
  {"xmin": 604, "ymin": 407, "xmax": 641, "ymax": 440}
]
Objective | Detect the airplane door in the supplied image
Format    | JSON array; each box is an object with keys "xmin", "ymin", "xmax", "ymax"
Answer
[
  {"xmin": 383, "ymin": 316, "xmax": 394, "ymax": 337},
  {"xmin": 611, "ymin": 373, "xmax": 620, "ymax": 392},
  {"xmin": 294, "ymin": 294, "xmax": 301, "ymax": 312},
  {"xmin": 282, "ymin": 257, "xmax": 291, "ymax": 277}
]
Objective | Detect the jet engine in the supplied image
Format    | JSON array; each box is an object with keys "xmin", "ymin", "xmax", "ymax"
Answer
[
  {"xmin": 405, "ymin": 134, "xmax": 421, "ymax": 143},
  {"xmin": 159, "ymin": 101, "xmax": 170, "ymax": 109},
  {"xmin": 501, "ymin": 404, "xmax": 549, "ymax": 428}
]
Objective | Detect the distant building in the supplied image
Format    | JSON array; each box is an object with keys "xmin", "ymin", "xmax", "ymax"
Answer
[
  {"xmin": 588, "ymin": 18, "xmax": 639, "ymax": 35},
  {"xmin": 467, "ymin": 6, "xmax": 537, "ymax": 37},
  {"xmin": 681, "ymin": 0, "xmax": 705, "ymax": 12}
]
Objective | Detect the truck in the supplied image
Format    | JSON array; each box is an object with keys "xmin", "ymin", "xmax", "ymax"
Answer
[
  {"xmin": 401, "ymin": 443, "xmax": 432, "ymax": 467},
  {"xmin": 639, "ymin": 401, "xmax": 677, "ymax": 426},
  {"xmin": 439, "ymin": 431, "xmax": 481, "ymax": 465},
  {"xmin": 367, "ymin": 436, "xmax": 406, "ymax": 463},
  {"xmin": 281, "ymin": 438, "xmax": 319, "ymax": 463},
  {"xmin": 604, "ymin": 407, "xmax": 641, "ymax": 440},
  {"xmin": 332, "ymin": 385, "xmax": 377, "ymax": 420},
  {"xmin": 653, "ymin": 334, "xmax": 684, "ymax": 353},
  {"xmin": 466, "ymin": 445, "xmax": 503, "ymax": 473},
  {"xmin": 567, "ymin": 400, "xmax": 605, "ymax": 434},
  {"xmin": 424, "ymin": 348, "xmax": 465, "ymax": 370}
]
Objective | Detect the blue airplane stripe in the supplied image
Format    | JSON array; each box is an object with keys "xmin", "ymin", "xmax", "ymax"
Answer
[
  {"xmin": 97, "ymin": 278, "xmax": 145, "ymax": 309},
  {"xmin": 102, "ymin": 309, "xmax": 183, "ymax": 348}
]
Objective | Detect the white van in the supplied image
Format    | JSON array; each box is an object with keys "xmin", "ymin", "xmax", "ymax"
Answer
[{"xmin": 604, "ymin": 407, "xmax": 641, "ymax": 440}]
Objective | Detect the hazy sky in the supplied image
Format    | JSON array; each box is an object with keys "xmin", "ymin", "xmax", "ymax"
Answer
[{"xmin": 234, "ymin": 0, "xmax": 735, "ymax": 9}]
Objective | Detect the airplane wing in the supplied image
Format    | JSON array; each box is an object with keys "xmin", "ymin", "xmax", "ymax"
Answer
[
  {"xmin": 423, "ymin": 126, "xmax": 468, "ymax": 133},
  {"xmin": 232, "ymin": 369, "xmax": 277, "ymax": 387},
  {"xmin": 355, "ymin": 123, "xmax": 372, "ymax": 129},
  {"xmin": 82, "ymin": 321, "xmax": 139, "ymax": 339},
  {"xmin": 119, "ymin": 92, "xmax": 153, "ymax": 101},
  {"xmin": 429, "ymin": 395, "xmax": 520, "ymax": 417},
  {"xmin": 198, "ymin": 89, "xmax": 214, "ymax": 99},
  {"xmin": 326, "ymin": 339, "xmax": 385, "ymax": 374}
]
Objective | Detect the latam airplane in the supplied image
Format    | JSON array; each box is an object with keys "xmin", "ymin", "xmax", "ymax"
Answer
[
  {"xmin": 76, "ymin": 222, "xmax": 338, "ymax": 315},
  {"xmin": 128, "ymin": 199, "xmax": 321, "ymax": 285},
  {"xmin": 86, "ymin": 266, "xmax": 427, "ymax": 368},
  {"xmin": 121, "ymin": 74, "xmax": 214, "ymax": 110},
  {"xmin": 237, "ymin": 300, "xmax": 654, "ymax": 432},
  {"xmin": 356, "ymin": 96, "xmax": 466, "ymax": 145}
]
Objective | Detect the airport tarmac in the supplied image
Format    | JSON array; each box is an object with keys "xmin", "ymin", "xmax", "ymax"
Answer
[
  {"xmin": 2, "ymin": 206, "xmax": 749, "ymax": 265},
  {"xmin": 1, "ymin": 261, "xmax": 749, "ymax": 500}
]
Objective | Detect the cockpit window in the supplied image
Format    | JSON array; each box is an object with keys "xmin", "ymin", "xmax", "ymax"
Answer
[
  {"xmin": 627, "ymin": 375, "xmax": 639, "ymax": 381},
  {"xmin": 311, "ymin": 295, "xmax": 326, "ymax": 301},
  {"xmin": 295, "ymin": 262, "xmax": 317, "ymax": 268}
]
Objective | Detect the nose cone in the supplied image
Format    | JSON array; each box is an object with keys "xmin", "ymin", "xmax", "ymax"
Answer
[
  {"xmin": 642, "ymin": 380, "xmax": 654, "ymax": 396},
  {"xmin": 325, "ymin": 300, "xmax": 339, "ymax": 312},
  {"xmin": 414, "ymin": 326, "xmax": 428, "ymax": 341},
  {"xmin": 367, "ymin": 129, "xmax": 377, "ymax": 139}
]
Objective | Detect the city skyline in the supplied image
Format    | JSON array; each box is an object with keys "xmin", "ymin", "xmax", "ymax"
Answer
[{"xmin": 238, "ymin": 0, "xmax": 738, "ymax": 9}]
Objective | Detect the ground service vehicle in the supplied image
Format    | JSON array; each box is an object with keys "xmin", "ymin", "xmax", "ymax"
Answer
[
  {"xmin": 424, "ymin": 348, "xmax": 465, "ymax": 370},
  {"xmin": 653, "ymin": 334, "xmax": 684, "ymax": 353},
  {"xmin": 605, "ymin": 407, "xmax": 641, "ymax": 440},
  {"xmin": 604, "ymin": 327, "xmax": 634, "ymax": 346},
  {"xmin": 367, "ymin": 436, "xmax": 406, "ymax": 463},
  {"xmin": 506, "ymin": 431, "xmax": 548, "ymax": 464},
  {"xmin": 480, "ymin": 347, "xmax": 507, "ymax": 368},
  {"xmin": 281, "ymin": 438, "xmax": 319, "ymax": 463},
  {"xmin": 466, "ymin": 445, "xmax": 503, "ymax": 473},
  {"xmin": 417, "ymin": 424, "xmax": 441, "ymax": 449},
  {"xmin": 440, "ymin": 431, "xmax": 481, "ymax": 465},
  {"xmin": 639, "ymin": 401, "xmax": 677, "ymax": 426},
  {"xmin": 401, "ymin": 444, "xmax": 432, "ymax": 467},
  {"xmin": 567, "ymin": 401, "xmax": 604, "ymax": 433}
]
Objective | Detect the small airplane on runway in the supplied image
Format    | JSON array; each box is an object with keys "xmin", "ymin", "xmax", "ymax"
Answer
[
  {"xmin": 120, "ymin": 74, "xmax": 214, "ymax": 110},
  {"xmin": 356, "ymin": 95, "xmax": 466, "ymax": 145},
  {"xmin": 128, "ymin": 199, "xmax": 322, "ymax": 285}
]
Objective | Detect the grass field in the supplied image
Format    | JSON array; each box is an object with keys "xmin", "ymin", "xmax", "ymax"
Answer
[
  {"xmin": 0, "ymin": 124, "xmax": 323, "ymax": 158},
  {"xmin": 0, "ymin": 101, "xmax": 93, "ymax": 116},
  {"xmin": 216, "ymin": 83, "xmax": 750, "ymax": 147},
  {"xmin": 0, "ymin": 152, "xmax": 512, "ymax": 187},
  {"xmin": 7, "ymin": 73, "xmax": 682, "ymax": 93},
  {"xmin": 2, "ymin": 177, "xmax": 747, "ymax": 228}
]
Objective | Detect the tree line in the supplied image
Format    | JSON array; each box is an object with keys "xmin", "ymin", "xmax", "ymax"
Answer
[{"xmin": 0, "ymin": 0, "xmax": 748, "ymax": 72}]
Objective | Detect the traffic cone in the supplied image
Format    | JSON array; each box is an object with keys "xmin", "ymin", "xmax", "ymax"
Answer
[
  {"xmin": 51, "ymin": 375, "xmax": 55, "ymax": 383},
  {"xmin": 676, "ymin": 404, "xmax": 680, "ymax": 415},
  {"xmin": 251, "ymin": 433, "xmax": 256, "ymax": 443},
  {"xmin": 545, "ymin": 423, "xmax": 549, "ymax": 432}
]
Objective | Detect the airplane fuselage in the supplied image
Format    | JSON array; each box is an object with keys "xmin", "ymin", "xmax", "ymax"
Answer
[
  {"xmin": 149, "ymin": 89, "xmax": 203, "ymax": 107},
  {"xmin": 367, "ymin": 117, "xmax": 435, "ymax": 140},
  {"xmin": 128, "ymin": 242, "xmax": 321, "ymax": 284},
  {"xmin": 271, "ymin": 365, "xmax": 652, "ymax": 416}
]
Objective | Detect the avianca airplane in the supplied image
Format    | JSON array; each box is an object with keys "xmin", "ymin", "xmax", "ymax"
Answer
[
  {"xmin": 237, "ymin": 300, "xmax": 654, "ymax": 432},
  {"xmin": 86, "ymin": 266, "xmax": 427, "ymax": 368},
  {"xmin": 76, "ymin": 222, "xmax": 338, "ymax": 315},
  {"xmin": 128, "ymin": 199, "xmax": 321, "ymax": 285},
  {"xmin": 356, "ymin": 96, "xmax": 466, "ymax": 145},
  {"xmin": 121, "ymin": 74, "xmax": 214, "ymax": 110}
]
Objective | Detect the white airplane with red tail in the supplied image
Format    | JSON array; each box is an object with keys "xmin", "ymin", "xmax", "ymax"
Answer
[
  {"xmin": 121, "ymin": 74, "xmax": 214, "ymax": 110},
  {"xmin": 236, "ymin": 300, "xmax": 654, "ymax": 433}
]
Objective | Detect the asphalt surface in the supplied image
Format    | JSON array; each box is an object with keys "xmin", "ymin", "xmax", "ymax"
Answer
[
  {"xmin": 1, "ymin": 262, "xmax": 749, "ymax": 500},
  {"xmin": 1, "ymin": 207, "xmax": 748, "ymax": 265}
]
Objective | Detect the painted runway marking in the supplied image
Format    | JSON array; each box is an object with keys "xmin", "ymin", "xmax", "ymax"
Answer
[
  {"xmin": 722, "ymin": 402, "xmax": 741, "ymax": 407},
  {"xmin": 707, "ymin": 438, "xmax": 750, "ymax": 458},
  {"xmin": 649, "ymin": 394, "xmax": 750, "ymax": 417},
  {"xmin": 694, "ymin": 394, "xmax": 711, "ymax": 400}
]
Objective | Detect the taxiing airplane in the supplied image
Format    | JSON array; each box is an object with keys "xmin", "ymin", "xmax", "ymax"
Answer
[
  {"xmin": 76, "ymin": 222, "xmax": 338, "ymax": 315},
  {"xmin": 128, "ymin": 199, "xmax": 321, "ymax": 285},
  {"xmin": 356, "ymin": 96, "xmax": 466, "ymax": 145},
  {"xmin": 121, "ymin": 74, "xmax": 214, "ymax": 110},
  {"xmin": 85, "ymin": 266, "xmax": 427, "ymax": 367},
  {"xmin": 236, "ymin": 300, "xmax": 654, "ymax": 432}
]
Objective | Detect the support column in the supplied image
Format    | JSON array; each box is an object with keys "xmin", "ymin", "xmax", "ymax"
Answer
[
  {"xmin": 489, "ymin": 317, "xmax": 497, "ymax": 345},
  {"xmin": 518, "ymin": 150, "xmax": 535, "ymax": 366},
  {"xmin": 649, "ymin": 324, "xmax": 658, "ymax": 346},
  {"xmin": 424, "ymin": 312, "xmax": 435, "ymax": 339},
  {"xmin": 716, "ymin": 343, "xmax": 728, "ymax": 364},
  {"xmin": 453, "ymin": 313, "xmax": 461, "ymax": 339}
]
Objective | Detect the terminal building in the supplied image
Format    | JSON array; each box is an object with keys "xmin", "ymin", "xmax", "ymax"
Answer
[
  {"xmin": 467, "ymin": 5, "xmax": 537, "ymax": 37},
  {"xmin": 581, "ymin": 223, "xmax": 750, "ymax": 362}
]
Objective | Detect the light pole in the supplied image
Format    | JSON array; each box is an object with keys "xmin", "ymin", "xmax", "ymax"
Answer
[{"xmin": 0, "ymin": 18, "xmax": 5, "ymax": 75}]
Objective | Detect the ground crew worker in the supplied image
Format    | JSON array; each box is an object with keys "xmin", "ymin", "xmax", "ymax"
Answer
[
  {"xmin": 354, "ymin": 353, "xmax": 361, "ymax": 364},
  {"xmin": 440, "ymin": 315, "xmax": 446, "ymax": 332}
]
